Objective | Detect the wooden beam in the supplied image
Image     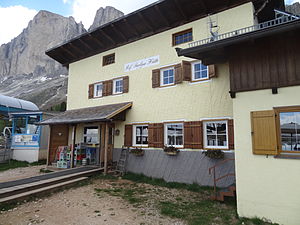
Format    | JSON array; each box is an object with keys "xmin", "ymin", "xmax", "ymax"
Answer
[
  {"xmin": 123, "ymin": 18, "xmax": 140, "ymax": 37},
  {"xmin": 104, "ymin": 123, "xmax": 109, "ymax": 174},
  {"xmin": 61, "ymin": 45, "xmax": 77, "ymax": 59},
  {"xmin": 78, "ymin": 39, "xmax": 93, "ymax": 51},
  {"xmin": 111, "ymin": 24, "xmax": 127, "ymax": 41},
  {"xmin": 71, "ymin": 124, "xmax": 77, "ymax": 168},
  {"xmin": 100, "ymin": 29, "xmax": 116, "ymax": 45},
  {"xmin": 138, "ymin": 12, "xmax": 155, "ymax": 31},
  {"xmin": 154, "ymin": 5, "xmax": 170, "ymax": 26},
  {"xmin": 87, "ymin": 33, "xmax": 105, "ymax": 47},
  {"xmin": 173, "ymin": 0, "xmax": 188, "ymax": 21},
  {"xmin": 69, "ymin": 43, "xmax": 85, "ymax": 55}
]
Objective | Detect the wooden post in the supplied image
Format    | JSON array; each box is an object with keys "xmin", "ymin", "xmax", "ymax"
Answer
[
  {"xmin": 71, "ymin": 124, "xmax": 77, "ymax": 168},
  {"xmin": 104, "ymin": 123, "xmax": 109, "ymax": 174}
]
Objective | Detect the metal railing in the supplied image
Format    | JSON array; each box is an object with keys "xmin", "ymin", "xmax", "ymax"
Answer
[
  {"xmin": 208, "ymin": 158, "xmax": 235, "ymax": 199},
  {"xmin": 188, "ymin": 15, "xmax": 300, "ymax": 48}
]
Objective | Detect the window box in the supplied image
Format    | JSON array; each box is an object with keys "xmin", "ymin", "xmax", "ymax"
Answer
[
  {"xmin": 202, "ymin": 149, "xmax": 224, "ymax": 159},
  {"xmin": 163, "ymin": 146, "xmax": 179, "ymax": 156},
  {"xmin": 130, "ymin": 148, "xmax": 144, "ymax": 156}
]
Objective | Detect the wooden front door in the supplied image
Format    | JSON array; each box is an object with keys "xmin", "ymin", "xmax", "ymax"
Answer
[
  {"xmin": 100, "ymin": 123, "xmax": 114, "ymax": 164},
  {"xmin": 48, "ymin": 124, "xmax": 69, "ymax": 165}
]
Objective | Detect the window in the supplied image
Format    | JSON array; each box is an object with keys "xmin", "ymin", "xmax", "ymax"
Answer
[
  {"xmin": 160, "ymin": 67, "xmax": 175, "ymax": 86},
  {"xmin": 113, "ymin": 78, "xmax": 123, "ymax": 94},
  {"xmin": 165, "ymin": 123, "xmax": 184, "ymax": 147},
  {"xmin": 133, "ymin": 125, "xmax": 148, "ymax": 146},
  {"xmin": 94, "ymin": 83, "xmax": 103, "ymax": 97},
  {"xmin": 172, "ymin": 29, "xmax": 193, "ymax": 46},
  {"xmin": 103, "ymin": 53, "xmax": 115, "ymax": 66},
  {"xmin": 192, "ymin": 61, "xmax": 208, "ymax": 81},
  {"xmin": 278, "ymin": 109, "xmax": 300, "ymax": 153},
  {"xmin": 83, "ymin": 126, "xmax": 99, "ymax": 144},
  {"xmin": 203, "ymin": 121, "xmax": 228, "ymax": 149}
]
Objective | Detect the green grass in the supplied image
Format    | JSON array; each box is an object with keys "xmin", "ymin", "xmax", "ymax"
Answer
[
  {"xmin": 94, "ymin": 173, "xmax": 278, "ymax": 225},
  {"xmin": 123, "ymin": 172, "xmax": 212, "ymax": 193},
  {"xmin": 0, "ymin": 160, "xmax": 47, "ymax": 172}
]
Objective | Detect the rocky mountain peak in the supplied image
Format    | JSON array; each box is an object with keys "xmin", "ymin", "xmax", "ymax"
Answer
[
  {"xmin": 88, "ymin": 6, "xmax": 124, "ymax": 31},
  {"xmin": 286, "ymin": 2, "xmax": 300, "ymax": 15},
  {"xmin": 0, "ymin": 6, "xmax": 123, "ymax": 109}
]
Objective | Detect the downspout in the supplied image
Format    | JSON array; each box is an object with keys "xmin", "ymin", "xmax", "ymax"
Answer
[{"xmin": 254, "ymin": 0, "xmax": 269, "ymax": 17}]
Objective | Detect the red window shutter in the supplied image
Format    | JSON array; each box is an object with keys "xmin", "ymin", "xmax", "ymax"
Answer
[
  {"xmin": 184, "ymin": 121, "xmax": 203, "ymax": 149},
  {"xmin": 124, "ymin": 125, "xmax": 133, "ymax": 147},
  {"xmin": 148, "ymin": 123, "xmax": 164, "ymax": 148},
  {"xmin": 208, "ymin": 65, "xmax": 216, "ymax": 78},
  {"xmin": 182, "ymin": 61, "xmax": 191, "ymax": 81},
  {"xmin": 123, "ymin": 76, "xmax": 129, "ymax": 93},
  {"xmin": 152, "ymin": 69, "xmax": 160, "ymax": 88},
  {"xmin": 228, "ymin": 119, "xmax": 234, "ymax": 150},
  {"xmin": 88, "ymin": 84, "xmax": 94, "ymax": 99},
  {"xmin": 174, "ymin": 63, "xmax": 183, "ymax": 84}
]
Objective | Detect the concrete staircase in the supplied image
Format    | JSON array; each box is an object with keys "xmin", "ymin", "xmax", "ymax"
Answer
[{"xmin": 0, "ymin": 167, "xmax": 103, "ymax": 204}]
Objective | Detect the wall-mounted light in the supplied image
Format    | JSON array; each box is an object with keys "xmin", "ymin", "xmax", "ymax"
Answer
[
  {"xmin": 58, "ymin": 133, "xmax": 62, "ymax": 136},
  {"xmin": 114, "ymin": 129, "xmax": 120, "ymax": 136}
]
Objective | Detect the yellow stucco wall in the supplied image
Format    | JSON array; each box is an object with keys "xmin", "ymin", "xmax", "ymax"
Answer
[
  {"xmin": 234, "ymin": 86, "xmax": 300, "ymax": 225},
  {"xmin": 66, "ymin": 3, "xmax": 255, "ymax": 148}
]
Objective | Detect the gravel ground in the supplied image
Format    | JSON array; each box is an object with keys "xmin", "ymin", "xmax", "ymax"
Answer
[
  {"xmin": 0, "ymin": 165, "xmax": 46, "ymax": 183},
  {"xmin": 0, "ymin": 178, "xmax": 185, "ymax": 225}
]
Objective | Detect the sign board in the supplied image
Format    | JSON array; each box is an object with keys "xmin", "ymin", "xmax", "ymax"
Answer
[{"xmin": 124, "ymin": 55, "xmax": 159, "ymax": 72}]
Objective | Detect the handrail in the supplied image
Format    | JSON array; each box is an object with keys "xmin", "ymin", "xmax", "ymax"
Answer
[
  {"xmin": 208, "ymin": 158, "xmax": 235, "ymax": 199},
  {"xmin": 188, "ymin": 15, "xmax": 299, "ymax": 49}
]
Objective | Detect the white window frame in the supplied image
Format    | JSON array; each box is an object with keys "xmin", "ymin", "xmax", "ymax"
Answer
[
  {"xmin": 160, "ymin": 67, "xmax": 175, "ymax": 87},
  {"xmin": 203, "ymin": 120, "xmax": 228, "ymax": 149},
  {"xmin": 113, "ymin": 78, "xmax": 123, "ymax": 94},
  {"xmin": 94, "ymin": 83, "xmax": 103, "ymax": 97},
  {"xmin": 164, "ymin": 123, "xmax": 184, "ymax": 148},
  {"xmin": 133, "ymin": 124, "xmax": 148, "ymax": 147},
  {"xmin": 192, "ymin": 61, "xmax": 208, "ymax": 81}
]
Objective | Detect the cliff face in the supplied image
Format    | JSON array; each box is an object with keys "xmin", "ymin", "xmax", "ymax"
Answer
[
  {"xmin": 0, "ymin": 10, "xmax": 86, "ymax": 77},
  {"xmin": 0, "ymin": 7, "xmax": 123, "ymax": 109},
  {"xmin": 89, "ymin": 6, "xmax": 124, "ymax": 31},
  {"xmin": 286, "ymin": 2, "xmax": 300, "ymax": 15}
]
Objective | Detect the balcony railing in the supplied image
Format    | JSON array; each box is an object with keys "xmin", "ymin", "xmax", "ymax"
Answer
[{"xmin": 188, "ymin": 15, "xmax": 300, "ymax": 48}]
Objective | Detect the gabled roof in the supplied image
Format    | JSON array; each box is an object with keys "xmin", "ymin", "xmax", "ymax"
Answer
[
  {"xmin": 38, "ymin": 102, "xmax": 132, "ymax": 125},
  {"xmin": 46, "ymin": 0, "xmax": 279, "ymax": 66}
]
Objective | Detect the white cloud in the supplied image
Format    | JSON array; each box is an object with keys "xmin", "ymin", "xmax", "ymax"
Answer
[
  {"xmin": 0, "ymin": 6, "xmax": 37, "ymax": 45},
  {"xmin": 68, "ymin": 0, "xmax": 157, "ymax": 29}
]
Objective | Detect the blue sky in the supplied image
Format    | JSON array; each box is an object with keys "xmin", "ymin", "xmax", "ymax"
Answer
[
  {"xmin": 0, "ymin": 0, "xmax": 158, "ymax": 45},
  {"xmin": 0, "ymin": 0, "xmax": 299, "ymax": 45},
  {"xmin": 0, "ymin": 0, "xmax": 71, "ymax": 15}
]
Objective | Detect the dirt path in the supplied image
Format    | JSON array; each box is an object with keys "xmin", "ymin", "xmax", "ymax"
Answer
[
  {"xmin": 0, "ymin": 179, "xmax": 184, "ymax": 225},
  {"xmin": 0, "ymin": 165, "xmax": 46, "ymax": 183}
]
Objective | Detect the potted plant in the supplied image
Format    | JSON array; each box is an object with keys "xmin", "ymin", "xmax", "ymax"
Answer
[
  {"xmin": 202, "ymin": 150, "xmax": 224, "ymax": 159},
  {"xmin": 130, "ymin": 147, "xmax": 144, "ymax": 156},
  {"xmin": 163, "ymin": 146, "xmax": 179, "ymax": 156}
]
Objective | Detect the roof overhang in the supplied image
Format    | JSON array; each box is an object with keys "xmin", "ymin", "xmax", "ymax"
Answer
[
  {"xmin": 45, "ymin": 0, "xmax": 280, "ymax": 66},
  {"xmin": 176, "ymin": 19, "xmax": 300, "ymax": 65},
  {"xmin": 38, "ymin": 102, "xmax": 132, "ymax": 125}
]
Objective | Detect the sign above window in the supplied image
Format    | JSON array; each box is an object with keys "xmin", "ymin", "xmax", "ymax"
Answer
[{"xmin": 124, "ymin": 55, "xmax": 159, "ymax": 72}]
